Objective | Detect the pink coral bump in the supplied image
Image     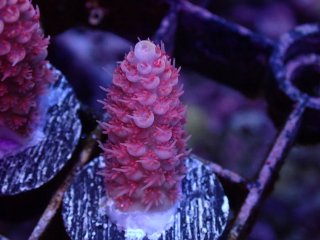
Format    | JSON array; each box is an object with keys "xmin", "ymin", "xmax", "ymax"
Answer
[
  {"xmin": 100, "ymin": 40, "xmax": 189, "ymax": 213},
  {"xmin": 0, "ymin": 0, "xmax": 54, "ymax": 137}
]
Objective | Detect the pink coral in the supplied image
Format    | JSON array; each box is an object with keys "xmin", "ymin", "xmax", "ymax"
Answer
[
  {"xmin": 100, "ymin": 40, "xmax": 189, "ymax": 212},
  {"xmin": 0, "ymin": 0, "xmax": 54, "ymax": 136}
]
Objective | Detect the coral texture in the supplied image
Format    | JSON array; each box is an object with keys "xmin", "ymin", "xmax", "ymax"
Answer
[
  {"xmin": 0, "ymin": 0, "xmax": 54, "ymax": 136},
  {"xmin": 100, "ymin": 40, "xmax": 189, "ymax": 212}
]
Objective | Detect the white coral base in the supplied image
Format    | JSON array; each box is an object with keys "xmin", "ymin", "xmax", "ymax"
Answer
[
  {"xmin": 105, "ymin": 198, "xmax": 179, "ymax": 240},
  {"xmin": 0, "ymin": 126, "xmax": 45, "ymax": 159}
]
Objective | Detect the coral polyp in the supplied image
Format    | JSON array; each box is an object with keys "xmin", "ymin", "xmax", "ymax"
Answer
[
  {"xmin": 0, "ymin": 0, "xmax": 54, "ymax": 137},
  {"xmin": 100, "ymin": 40, "xmax": 188, "ymax": 212}
]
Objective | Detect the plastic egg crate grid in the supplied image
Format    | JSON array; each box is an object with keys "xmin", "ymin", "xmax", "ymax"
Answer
[{"xmin": 2, "ymin": 0, "xmax": 320, "ymax": 239}]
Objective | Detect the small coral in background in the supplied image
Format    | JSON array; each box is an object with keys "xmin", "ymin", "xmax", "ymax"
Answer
[
  {"xmin": 0, "ymin": 0, "xmax": 54, "ymax": 136},
  {"xmin": 100, "ymin": 40, "xmax": 189, "ymax": 212}
]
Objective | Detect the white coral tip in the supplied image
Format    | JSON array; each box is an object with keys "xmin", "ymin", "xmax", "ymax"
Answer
[{"xmin": 134, "ymin": 40, "xmax": 156, "ymax": 63}]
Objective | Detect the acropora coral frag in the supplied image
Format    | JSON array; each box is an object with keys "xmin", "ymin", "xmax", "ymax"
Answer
[
  {"xmin": 100, "ymin": 40, "xmax": 189, "ymax": 212},
  {"xmin": 0, "ymin": 0, "xmax": 54, "ymax": 136}
]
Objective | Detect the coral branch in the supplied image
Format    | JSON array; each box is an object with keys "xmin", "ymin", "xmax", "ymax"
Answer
[
  {"xmin": 0, "ymin": 0, "xmax": 54, "ymax": 136},
  {"xmin": 100, "ymin": 40, "xmax": 188, "ymax": 212}
]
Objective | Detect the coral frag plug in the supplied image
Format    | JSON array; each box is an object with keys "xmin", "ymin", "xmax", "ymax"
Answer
[{"xmin": 62, "ymin": 40, "xmax": 228, "ymax": 240}]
